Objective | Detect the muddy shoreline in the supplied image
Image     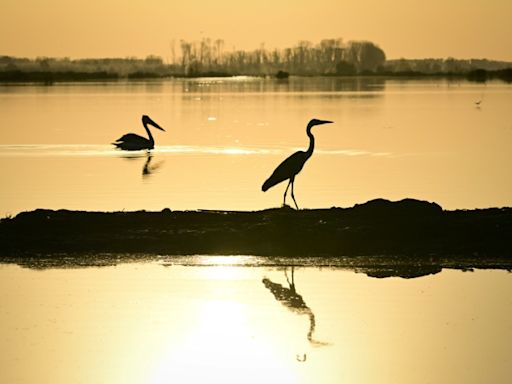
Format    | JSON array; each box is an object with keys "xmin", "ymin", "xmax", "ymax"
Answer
[{"xmin": 1, "ymin": 198, "xmax": 511, "ymax": 265}]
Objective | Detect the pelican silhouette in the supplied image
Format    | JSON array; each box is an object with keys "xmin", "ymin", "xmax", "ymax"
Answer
[
  {"xmin": 112, "ymin": 115, "xmax": 165, "ymax": 151},
  {"xmin": 262, "ymin": 118, "xmax": 333, "ymax": 209}
]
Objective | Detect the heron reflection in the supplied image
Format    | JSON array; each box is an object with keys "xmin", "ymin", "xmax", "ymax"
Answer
[{"xmin": 262, "ymin": 266, "xmax": 328, "ymax": 350}]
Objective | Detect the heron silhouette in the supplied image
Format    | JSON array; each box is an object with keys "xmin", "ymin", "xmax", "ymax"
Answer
[
  {"xmin": 262, "ymin": 118, "xmax": 333, "ymax": 209},
  {"xmin": 112, "ymin": 115, "xmax": 165, "ymax": 151}
]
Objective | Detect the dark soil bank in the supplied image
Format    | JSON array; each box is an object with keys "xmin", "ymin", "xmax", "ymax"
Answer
[{"xmin": 1, "ymin": 199, "xmax": 511, "ymax": 260}]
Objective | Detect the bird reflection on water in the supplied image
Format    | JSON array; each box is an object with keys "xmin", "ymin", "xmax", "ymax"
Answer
[
  {"xmin": 263, "ymin": 266, "xmax": 329, "ymax": 361},
  {"xmin": 119, "ymin": 152, "xmax": 164, "ymax": 179},
  {"xmin": 142, "ymin": 153, "xmax": 164, "ymax": 178}
]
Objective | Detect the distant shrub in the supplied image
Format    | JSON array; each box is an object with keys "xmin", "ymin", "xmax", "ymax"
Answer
[
  {"xmin": 127, "ymin": 71, "xmax": 165, "ymax": 79},
  {"xmin": 496, "ymin": 68, "xmax": 512, "ymax": 82},
  {"xmin": 467, "ymin": 69, "xmax": 488, "ymax": 82},
  {"xmin": 275, "ymin": 70, "xmax": 289, "ymax": 79},
  {"xmin": 335, "ymin": 61, "xmax": 356, "ymax": 75}
]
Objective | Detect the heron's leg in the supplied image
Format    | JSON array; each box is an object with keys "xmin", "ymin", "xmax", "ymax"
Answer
[
  {"xmin": 283, "ymin": 179, "xmax": 291, "ymax": 206},
  {"xmin": 291, "ymin": 178, "xmax": 299, "ymax": 210}
]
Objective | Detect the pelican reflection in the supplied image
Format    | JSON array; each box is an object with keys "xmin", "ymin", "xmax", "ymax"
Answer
[
  {"xmin": 119, "ymin": 152, "xmax": 164, "ymax": 179},
  {"xmin": 142, "ymin": 153, "xmax": 164, "ymax": 178}
]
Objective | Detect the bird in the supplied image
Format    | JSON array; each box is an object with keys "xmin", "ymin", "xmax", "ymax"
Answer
[
  {"xmin": 475, "ymin": 93, "xmax": 484, "ymax": 108},
  {"xmin": 261, "ymin": 118, "xmax": 333, "ymax": 209},
  {"xmin": 112, "ymin": 115, "xmax": 165, "ymax": 151}
]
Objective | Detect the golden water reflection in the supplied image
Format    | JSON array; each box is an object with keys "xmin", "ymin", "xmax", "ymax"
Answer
[
  {"xmin": 1, "ymin": 78, "xmax": 511, "ymax": 215},
  {"xmin": 0, "ymin": 260, "xmax": 511, "ymax": 384}
]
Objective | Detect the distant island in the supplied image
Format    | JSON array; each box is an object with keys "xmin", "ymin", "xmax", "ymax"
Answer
[{"xmin": 1, "ymin": 37, "xmax": 511, "ymax": 83}]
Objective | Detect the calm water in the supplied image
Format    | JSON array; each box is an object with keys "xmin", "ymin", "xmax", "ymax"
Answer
[
  {"xmin": 0, "ymin": 256, "xmax": 511, "ymax": 384},
  {"xmin": 2, "ymin": 79, "xmax": 510, "ymax": 383},
  {"xmin": 1, "ymin": 77, "xmax": 511, "ymax": 215}
]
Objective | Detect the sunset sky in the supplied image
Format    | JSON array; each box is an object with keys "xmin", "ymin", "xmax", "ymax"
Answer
[{"xmin": 2, "ymin": 0, "xmax": 511, "ymax": 60}]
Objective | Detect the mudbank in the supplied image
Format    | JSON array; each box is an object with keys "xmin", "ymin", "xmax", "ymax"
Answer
[{"xmin": 1, "ymin": 198, "xmax": 511, "ymax": 260}]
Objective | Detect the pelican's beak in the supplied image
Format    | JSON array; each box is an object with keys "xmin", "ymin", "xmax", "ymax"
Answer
[{"xmin": 143, "ymin": 115, "xmax": 165, "ymax": 131}]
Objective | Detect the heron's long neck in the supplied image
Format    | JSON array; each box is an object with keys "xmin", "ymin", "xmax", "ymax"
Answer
[
  {"xmin": 305, "ymin": 127, "xmax": 315, "ymax": 158},
  {"xmin": 144, "ymin": 123, "xmax": 155, "ymax": 144}
]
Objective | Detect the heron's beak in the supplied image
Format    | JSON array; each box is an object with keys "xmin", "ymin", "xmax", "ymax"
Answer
[
  {"xmin": 318, "ymin": 120, "xmax": 334, "ymax": 125},
  {"xmin": 143, "ymin": 115, "xmax": 165, "ymax": 131}
]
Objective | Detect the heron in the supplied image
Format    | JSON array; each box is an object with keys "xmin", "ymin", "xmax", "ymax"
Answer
[
  {"xmin": 261, "ymin": 118, "xmax": 333, "ymax": 209},
  {"xmin": 112, "ymin": 115, "xmax": 165, "ymax": 151}
]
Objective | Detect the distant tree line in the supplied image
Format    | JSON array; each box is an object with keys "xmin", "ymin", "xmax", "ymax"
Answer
[
  {"xmin": 0, "ymin": 38, "xmax": 386, "ymax": 79},
  {"xmin": 172, "ymin": 38, "xmax": 386, "ymax": 75},
  {"xmin": 1, "ymin": 37, "xmax": 511, "ymax": 82},
  {"xmin": 383, "ymin": 57, "xmax": 512, "ymax": 74},
  {"xmin": 0, "ymin": 55, "xmax": 168, "ymax": 82},
  {"xmin": 381, "ymin": 58, "xmax": 512, "ymax": 82}
]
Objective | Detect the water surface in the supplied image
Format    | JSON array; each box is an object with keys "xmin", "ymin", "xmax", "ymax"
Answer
[
  {"xmin": 0, "ymin": 256, "xmax": 510, "ymax": 384},
  {"xmin": 1, "ymin": 77, "xmax": 511, "ymax": 215}
]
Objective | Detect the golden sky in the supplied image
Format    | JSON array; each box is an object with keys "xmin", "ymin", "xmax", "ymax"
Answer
[{"xmin": 1, "ymin": 0, "xmax": 511, "ymax": 60}]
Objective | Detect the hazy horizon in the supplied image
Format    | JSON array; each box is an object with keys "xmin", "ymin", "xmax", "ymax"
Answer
[
  {"xmin": 2, "ymin": 46, "xmax": 512, "ymax": 63},
  {"xmin": 2, "ymin": 0, "xmax": 512, "ymax": 61}
]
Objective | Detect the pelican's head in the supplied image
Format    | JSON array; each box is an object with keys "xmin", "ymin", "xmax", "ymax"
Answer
[
  {"xmin": 307, "ymin": 118, "xmax": 333, "ymax": 130},
  {"xmin": 142, "ymin": 115, "xmax": 165, "ymax": 131}
]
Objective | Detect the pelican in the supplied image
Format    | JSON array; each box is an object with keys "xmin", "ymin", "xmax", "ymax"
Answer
[
  {"xmin": 112, "ymin": 115, "xmax": 165, "ymax": 151},
  {"xmin": 262, "ymin": 118, "xmax": 333, "ymax": 209}
]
